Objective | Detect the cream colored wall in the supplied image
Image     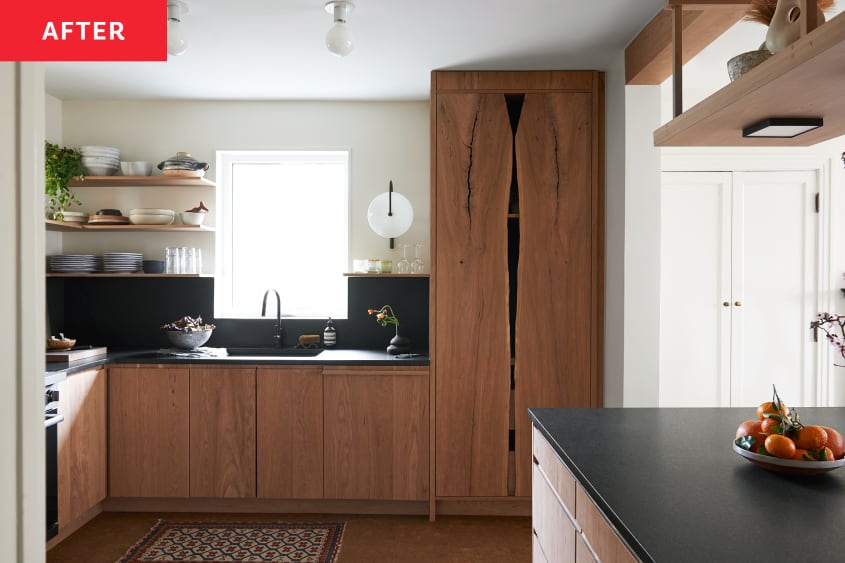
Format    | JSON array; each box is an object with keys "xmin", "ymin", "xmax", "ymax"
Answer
[{"xmin": 60, "ymin": 100, "xmax": 430, "ymax": 272}]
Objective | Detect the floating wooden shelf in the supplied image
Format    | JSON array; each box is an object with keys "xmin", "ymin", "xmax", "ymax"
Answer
[
  {"xmin": 343, "ymin": 273, "xmax": 430, "ymax": 278},
  {"xmin": 654, "ymin": 12, "xmax": 845, "ymax": 147},
  {"xmin": 47, "ymin": 273, "xmax": 212, "ymax": 278},
  {"xmin": 69, "ymin": 176, "xmax": 215, "ymax": 187},
  {"xmin": 45, "ymin": 219, "xmax": 214, "ymax": 233}
]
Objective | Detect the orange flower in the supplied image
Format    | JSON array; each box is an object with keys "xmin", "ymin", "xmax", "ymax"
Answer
[{"xmin": 368, "ymin": 305, "xmax": 399, "ymax": 327}]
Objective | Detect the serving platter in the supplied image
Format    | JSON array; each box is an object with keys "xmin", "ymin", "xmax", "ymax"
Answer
[{"xmin": 732, "ymin": 442, "xmax": 845, "ymax": 475}]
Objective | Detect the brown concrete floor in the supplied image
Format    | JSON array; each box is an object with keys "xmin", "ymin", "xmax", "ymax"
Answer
[{"xmin": 46, "ymin": 512, "xmax": 532, "ymax": 563}]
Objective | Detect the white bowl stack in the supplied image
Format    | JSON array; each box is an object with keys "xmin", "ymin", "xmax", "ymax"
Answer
[
  {"xmin": 80, "ymin": 145, "xmax": 120, "ymax": 176},
  {"xmin": 129, "ymin": 208, "xmax": 176, "ymax": 225}
]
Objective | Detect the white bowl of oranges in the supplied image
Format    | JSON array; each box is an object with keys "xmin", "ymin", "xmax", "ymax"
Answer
[{"xmin": 734, "ymin": 390, "xmax": 845, "ymax": 475}]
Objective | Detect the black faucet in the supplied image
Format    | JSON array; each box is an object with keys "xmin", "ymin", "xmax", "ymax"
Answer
[{"xmin": 261, "ymin": 289, "xmax": 283, "ymax": 347}]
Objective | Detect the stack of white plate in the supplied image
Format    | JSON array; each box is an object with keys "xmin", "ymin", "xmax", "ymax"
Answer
[
  {"xmin": 48, "ymin": 254, "xmax": 98, "ymax": 273},
  {"xmin": 60, "ymin": 211, "xmax": 87, "ymax": 224},
  {"xmin": 128, "ymin": 208, "xmax": 175, "ymax": 225},
  {"xmin": 103, "ymin": 252, "xmax": 143, "ymax": 273},
  {"xmin": 80, "ymin": 145, "xmax": 120, "ymax": 176}
]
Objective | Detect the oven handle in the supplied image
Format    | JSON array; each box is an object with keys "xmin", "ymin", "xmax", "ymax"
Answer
[{"xmin": 44, "ymin": 414, "xmax": 64, "ymax": 429}]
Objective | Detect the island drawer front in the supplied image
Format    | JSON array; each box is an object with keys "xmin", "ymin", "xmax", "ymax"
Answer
[
  {"xmin": 533, "ymin": 532, "xmax": 550, "ymax": 563},
  {"xmin": 533, "ymin": 426, "xmax": 577, "ymax": 519},
  {"xmin": 533, "ymin": 463, "xmax": 578, "ymax": 563},
  {"xmin": 575, "ymin": 485, "xmax": 639, "ymax": 563}
]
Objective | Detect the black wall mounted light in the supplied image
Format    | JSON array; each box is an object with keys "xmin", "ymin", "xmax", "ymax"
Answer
[{"xmin": 742, "ymin": 117, "xmax": 823, "ymax": 138}]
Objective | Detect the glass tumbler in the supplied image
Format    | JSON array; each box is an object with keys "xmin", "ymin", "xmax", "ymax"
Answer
[
  {"xmin": 165, "ymin": 247, "xmax": 179, "ymax": 274},
  {"xmin": 397, "ymin": 245, "xmax": 411, "ymax": 274}
]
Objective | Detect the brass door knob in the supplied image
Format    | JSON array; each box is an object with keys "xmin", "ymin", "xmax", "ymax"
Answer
[
  {"xmin": 735, "ymin": 301, "xmax": 742, "ymax": 307},
  {"xmin": 723, "ymin": 301, "xmax": 730, "ymax": 307}
]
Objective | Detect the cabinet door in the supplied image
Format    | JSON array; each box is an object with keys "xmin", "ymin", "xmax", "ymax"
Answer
[
  {"xmin": 514, "ymin": 92, "xmax": 597, "ymax": 497},
  {"xmin": 58, "ymin": 367, "xmax": 106, "ymax": 526},
  {"xmin": 324, "ymin": 366, "xmax": 429, "ymax": 500},
  {"xmin": 109, "ymin": 366, "xmax": 189, "ymax": 497},
  {"xmin": 190, "ymin": 367, "xmax": 256, "ymax": 498},
  {"xmin": 257, "ymin": 367, "xmax": 323, "ymax": 499},
  {"xmin": 434, "ymin": 92, "xmax": 512, "ymax": 497}
]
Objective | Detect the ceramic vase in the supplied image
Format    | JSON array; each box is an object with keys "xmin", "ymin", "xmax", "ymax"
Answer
[{"xmin": 387, "ymin": 326, "xmax": 411, "ymax": 355}]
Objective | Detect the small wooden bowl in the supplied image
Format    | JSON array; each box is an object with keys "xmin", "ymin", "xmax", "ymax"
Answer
[{"xmin": 47, "ymin": 338, "xmax": 76, "ymax": 350}]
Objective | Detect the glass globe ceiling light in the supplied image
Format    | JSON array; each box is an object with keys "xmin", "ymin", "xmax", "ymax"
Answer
[
  {"xmin": 325, "ymin": 1, "xmax": 354, "ymax": 57},
  {"xmin": 368, "ymin": 180, "xmax": 414, "ymax": 248},
  {"xmin": 167, "ymin": 0, "xmax": 189, "ymax": 56}
]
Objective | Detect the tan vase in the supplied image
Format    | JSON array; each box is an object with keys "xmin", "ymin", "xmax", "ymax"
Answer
[{"xmin": 765, "ymin": 0, "xmax": 826, "ymax": 53}]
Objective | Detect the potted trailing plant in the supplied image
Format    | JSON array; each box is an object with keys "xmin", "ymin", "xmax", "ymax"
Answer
[{"xmin": 45, "ymin": 141, "xmax": 83, "ymax": 220}]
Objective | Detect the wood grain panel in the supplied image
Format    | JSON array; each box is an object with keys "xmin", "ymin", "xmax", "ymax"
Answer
[
  {"xmin": 58, "ymin": 368, "xmax": 106, "ymax": 527},
  {"xmin": 532, "ymin": 464, "xmax": 578, "ymax": 563},
  {"xmin": 256, "ymin": 367, "xmax": 323, "ymax": 499},
  {"xmin": 514, "ymin": 93, "xmax": 595, "ymax": 497},
  {"xmin": 108, "ymin": 366, "xmax": 189, "ymax": 498},
  {"xmin": 433, "ymin": 70, "xmax": 595, "ymax": 93},
  {"xmin": 189, "ymin": 367, "xmax": 256, "ymax": 498},
  {"xmin": 324, "ymin": 367, "xmax": 428, "ymax": 500},
  {"xmin": 576, "ymin": 485, "xmax": 638, "ymax": 563},
  {"xmin": 434, "ymin": 92, "xmax": 512, "ymax": 497}
]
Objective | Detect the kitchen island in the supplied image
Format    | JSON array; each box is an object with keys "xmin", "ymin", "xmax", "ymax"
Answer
[{"xmin": 530, "ymin": 407, "xmax": 845, "ymax": 562}]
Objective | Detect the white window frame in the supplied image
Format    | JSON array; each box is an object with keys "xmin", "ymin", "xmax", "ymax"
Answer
[{"xmin": 215, "ymin": 149, "xmax": 350, "ymax": 319}]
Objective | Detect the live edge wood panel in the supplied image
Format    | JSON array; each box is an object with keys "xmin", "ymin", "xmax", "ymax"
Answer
[
  {"xmin": 323, "ymin": 366, "xmax": 429, "ymax": 500},
  {"xmin": 189, "ymin": 367, "xmax": 256, "ymax": 498},
  {"xmin": 58, "ymin": 367, "xmax": 106, "ymax": 527},
  {"xmin": 108, "ymin": 366, "xmax": 190, "ymax": 498},
  {"xmin": 257, "ymin": 366, "xmax": 323, "ymax": 499},
  {"xmin": 432, "ymin": 71, "xmax": 604, "ymax": 500}
]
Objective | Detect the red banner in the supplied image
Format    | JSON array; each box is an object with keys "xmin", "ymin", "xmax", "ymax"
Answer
[{"xmin": 1, "ymin": 0, "xmax": 166, "ymax": 61}]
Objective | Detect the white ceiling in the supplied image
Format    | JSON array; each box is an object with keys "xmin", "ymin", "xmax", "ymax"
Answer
[{"xmin": 44, "ymin": 0, "xmax": 668, "ymax": 101}]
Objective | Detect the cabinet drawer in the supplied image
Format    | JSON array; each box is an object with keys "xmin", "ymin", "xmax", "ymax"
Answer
[
  {"xmin": 533, "ymin": 463, "xmax": 577, "ymax": 563},
  {"xmin": 533, "ymin": 532, "xmax": 550, "ymax": 563},
  {"xmin": 533, "ymin": 426, "xmax": 577, "ymax": 522},
  {"xmin": 575, "ymin": 485, "xmax": 638, "ymax": 563}
]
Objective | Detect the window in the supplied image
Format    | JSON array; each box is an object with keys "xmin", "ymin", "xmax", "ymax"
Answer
[{"xmin": 216, "ymin": 150, "xmax": 349, "ymax": 319}]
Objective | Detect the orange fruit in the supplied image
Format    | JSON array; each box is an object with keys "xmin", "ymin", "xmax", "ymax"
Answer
[
  {"xmin": 765, "ymin": 434, "xmax": 797, "ymax": 459},
  {"xmin": 821, "ymin": 426, "xmax": 845, "ymax": 459},
  {"xmin": 757, "ymin": 401, "xmax": 789, "ymax": 421},
  {"xmin": 736, "ymin": 420, "xmax": 765, "ymax": 452},
  {"xmin": 792, "ymin": 448, "xmax": 811, "ymax": 461},
  {"xmin": 761, "ymin": 417, "xmax": 781, "ymax": 435},
  {"xmin": 795, "ymin": 425, "xmax": 828, "ymax": 450}
]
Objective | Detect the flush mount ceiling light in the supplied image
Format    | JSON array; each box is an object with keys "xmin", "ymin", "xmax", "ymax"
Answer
[
  {"xmin": 368, "ymin": 180, "xmax": 413, "ymax": 248},
  {"xmin": 742, "ymin": 117, "xmax": 823, "ymax": 138},
  {"xmin": 325, "ymin": 0, "xmax": 354, "ymax": 57},
  {"xmin": 167, "ymin": 0, "xmax": 189, "ymax": 56}
]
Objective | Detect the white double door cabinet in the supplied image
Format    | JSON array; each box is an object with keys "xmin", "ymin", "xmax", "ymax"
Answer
[{"xmin": 660, "ymin": 170, "xmax": 819, "ymax": 408}]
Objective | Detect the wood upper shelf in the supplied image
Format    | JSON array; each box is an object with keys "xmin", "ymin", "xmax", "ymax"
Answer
[
  {"xmin": 654, "ymin": 11, "xmax": 845, "ymax": 147},
  {"xmin": 69, "ymin": 176, "xmax": 215, "ymax": 187},
  {"xmin": 45, "ymin": 219, "xmax": 214, "ymax": 233}
]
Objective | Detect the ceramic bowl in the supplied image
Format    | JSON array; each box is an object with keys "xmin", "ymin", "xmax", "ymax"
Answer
[
  {"xmin": 165, "ymin": 329, "xmax": 212, "ymax": 349},
  {"xmin": 157, "ymin": 152, "xmax": 209, "ymax": 172},
  {"xmin": 732, "ymin": 442, "xmax": 845, "ymax": 475},
  {"xmin": 180, "ymin": 211, "xmax": 206, "ymax": 226},
  {"xmin": 120, "ymin": 161, "xmax": 153, "ymax": 176},
  {"xmin": 727, "ymin": 50, "xmax": 773, "ymax": 82},
  {"xmin": 142, "ymin": 260, "xmax": 165, "ymax": 273}
]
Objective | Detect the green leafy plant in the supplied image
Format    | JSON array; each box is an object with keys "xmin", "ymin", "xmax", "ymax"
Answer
[
  {"xmin": 44, "ymin": 141, "xmax": 83, "ymax": 220},
  {"xmin": 368, "ymin": 305, "xmax": 399, "ymax": 327}
]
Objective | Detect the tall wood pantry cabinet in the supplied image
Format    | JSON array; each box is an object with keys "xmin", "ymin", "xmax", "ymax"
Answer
[{"xmin": 431, "ymin": 71, "xmax": 605, "ymax": 503}]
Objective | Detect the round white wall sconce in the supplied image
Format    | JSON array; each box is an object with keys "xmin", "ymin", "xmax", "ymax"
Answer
[{"xmin": 367, "ymin": 180, "xmax": 413, "ymax": 248}]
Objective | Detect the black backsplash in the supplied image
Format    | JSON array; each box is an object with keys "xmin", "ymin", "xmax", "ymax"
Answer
[{"xmin": 48, "ymin": 276, "xmax": 429, "ymax": 352}]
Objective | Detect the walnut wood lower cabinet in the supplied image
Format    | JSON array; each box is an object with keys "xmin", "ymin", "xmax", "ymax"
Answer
[
  {"xmin": 189, "ymin": 367, "xmax": 256, "ymax": 498},
  {"xmin": 108, "ymin": 366, "xmax": 190, "ymax": 497},
  {"xmin": 323, "ymin": 366, "xmax": 429, "ymax": 500},
  {"xmin": 257, "ymin": 366, "xmax": 323, "ymax": 499},
  {"xmin": 58, "ymin": 367, "xmax": 106, "ymax": 527},
  {"xmin": 532, "ymin": 426, "xmax": 637, "ymax": 563}
]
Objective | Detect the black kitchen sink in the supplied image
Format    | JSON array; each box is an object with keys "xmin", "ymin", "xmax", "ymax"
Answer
[{"xmin": 226, "ymin": 347, "xmax": 324, "ymax": 357}]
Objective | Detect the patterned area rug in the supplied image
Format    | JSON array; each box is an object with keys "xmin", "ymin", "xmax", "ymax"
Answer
[{"xmin": 116, "ymin": 520, "xmax": 345, "ymax": 562}]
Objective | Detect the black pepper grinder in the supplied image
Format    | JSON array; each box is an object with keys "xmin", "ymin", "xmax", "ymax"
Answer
[{"xmin": 323, "ymin": 317, "xmax": 336, "ymax": 348}]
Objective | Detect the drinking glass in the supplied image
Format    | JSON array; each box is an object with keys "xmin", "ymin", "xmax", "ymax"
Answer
[
  {"xmin": 411, "ymin": 244, "xmax": 425, "ymax": 274},
  {"xmin": 165, "ymin": 247, "xmax": 180, "ymax": 274},
  {"xmin": 397, "ymin": 245, "xmax": 411, "ymax": 274}
]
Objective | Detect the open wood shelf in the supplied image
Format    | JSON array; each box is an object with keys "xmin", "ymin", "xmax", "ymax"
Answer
[
  {"xmin": 654, "ymin": 13, "xmax": 845, "ymax": 147},
  {"xmin": 47, "ymin": 273, "xmax": 212, "ymax": 278},
  {"xmin": 69, "ymin": 176, "xmax": 215, "ymax": 187},
  {"xmin": 45, "ymin": 219, "xmax": 214, "ymax": 233}
]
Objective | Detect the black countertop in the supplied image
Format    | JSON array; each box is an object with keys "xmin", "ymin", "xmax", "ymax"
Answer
[
  {"xmin": 529, "ymin": 407, "xmax": 845, "ymax": 563},
  {"xmin": 46, "ymin": 347, "xmax": 429, "ymax": 377}
]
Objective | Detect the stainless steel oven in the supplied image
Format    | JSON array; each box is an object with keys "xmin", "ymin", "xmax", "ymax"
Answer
[{"xmin": 45, "ymin": 376, "xmax": 63, "ymax": 541}]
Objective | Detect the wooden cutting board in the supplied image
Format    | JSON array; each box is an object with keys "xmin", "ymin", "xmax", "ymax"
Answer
[{"xmin": 46, "ymin": 346, "xmax": 108, "ymax": 363}]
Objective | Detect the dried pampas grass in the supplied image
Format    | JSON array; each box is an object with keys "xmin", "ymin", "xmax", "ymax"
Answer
[{"xmin": 743, "ymin": 0, "xmax": 835, "ymax": 26}]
